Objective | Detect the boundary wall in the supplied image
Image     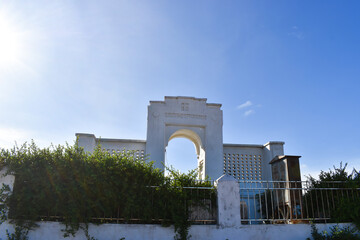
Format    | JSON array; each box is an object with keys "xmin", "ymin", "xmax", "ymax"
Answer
[{"xmin": 0, "ymin": 221, "xmax": 352, "ymax": 240}]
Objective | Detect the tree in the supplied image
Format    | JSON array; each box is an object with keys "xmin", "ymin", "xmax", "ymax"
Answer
[{"xmin": 305, "ymin": 163, "xmax": 360, "ymax": 228}]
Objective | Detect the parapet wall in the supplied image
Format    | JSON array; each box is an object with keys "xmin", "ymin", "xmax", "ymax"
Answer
[{"xmin": 0, "ymin": 221, "xmax": 350, "ymax": 240}]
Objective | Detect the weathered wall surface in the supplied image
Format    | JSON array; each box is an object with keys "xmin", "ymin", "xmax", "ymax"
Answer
[
  {"xmin": 0, "ymin": 222, "xmax": 351, "ymax": 240},
  {"xmin": 76, "ymin": 133, "xmax": 146, "ymax": 158},
  {"xmin": 223, "ymin": 144, "xmax": 264, "ymax": 181},
  {"xmin": 216, "ymin": 174, "xmax": 241, "ymax": 228}
]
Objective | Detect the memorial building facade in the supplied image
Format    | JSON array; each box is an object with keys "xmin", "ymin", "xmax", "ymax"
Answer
[{"xmin": 77, "ymin": 96, "xmax": 301, "ymax": 181}]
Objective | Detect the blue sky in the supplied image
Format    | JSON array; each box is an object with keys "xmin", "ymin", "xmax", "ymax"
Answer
[{"xmin": 0, "ymin": 0, "xmax": 359, "ymax": 178}]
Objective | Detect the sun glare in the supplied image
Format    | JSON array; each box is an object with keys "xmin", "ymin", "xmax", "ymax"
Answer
[{"xmin": 0, "ymin": 13, "xmax": 23, "ymax": 68}]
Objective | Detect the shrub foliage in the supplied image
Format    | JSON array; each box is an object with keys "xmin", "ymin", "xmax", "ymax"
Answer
[
  {"xmin": 0, "ymin": 142, "xmax": 215, "ymax": 240},
  {"xmin": 307, "ymin": 224, "xmax": 360, "ymax": 240}
]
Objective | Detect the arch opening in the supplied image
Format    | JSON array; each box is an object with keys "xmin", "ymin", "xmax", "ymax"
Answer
[
  {"xmin": 165, "ymin": 138, "xmax": 198, "ymax": 176},
  {"xmin": 165, "ymin": 129, "xmax": 206, "ymax": 179}
]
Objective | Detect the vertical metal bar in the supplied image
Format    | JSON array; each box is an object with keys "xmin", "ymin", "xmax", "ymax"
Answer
[
  {"xmin": 314, "ymin": 187, "xmax": 320, "ymax": 219},
  {"xmin": 253, "ymin": 181, "xmax": 257, "ymax": 221},
  {"xmin": 265, "ymin": 181, "xmax": 269, "ymax": 221},
  {"xmin": 247, "ymin": 183, "xmax": 251, "ymax": 224},
  {"xmin": 275, "ymin": 182, "xmax": 281, "ymax": 221},
  {"xmin": 189, "ymin": 187, "xmax": 192, "ymax": 222},
  {"xmin": 330, "ymin": 182, "xmax": 335, "ymax": 213},
  {"xmin": 309, "ymin": 183, "xmax": 315, "ymax": 219},
  {"xmin": 320, "ymin": 188, "xmax": 326, "ymax": 222},
  {"xmin": 239, "ymin": 183, "xmax": 242, "ymax": 224},
  {"xmin": 292, "ymin": 182, "xmax": 297, "ymax": 220},
  {"xmin": 298, "ymin": 182, "xmax": 303, "ymax": 219},
  {"xmin": 282, "ymin": 181, "xmax": 287, "ymax": 221},
  {"xmin": 270, "ymin": 182, "xmax": 274, "ymax": 222},
  {"xmin": 164, "ymin": 193, "xmax": 167, "ymax": 221},
  {"xmin": 331, "ymin": 182, "xmax": 336, "ymax": 209},
  {"xmin": 239, "ymin": 182, "xmax": 242, "ymax": 223},
  {"xmin": 209, "ymin": 188, "xmax": 212, "ymax": 221},
  {"xmin": 325, "ymin": 183, "xmax": 331, "ymax": 219},
  {"xmin": 303, "ymin": 182, "xmax": 309, "ymax": 219},
  {"xmin": 258, "ymin": 182, "xmax": 262, "ymax": 221},
  {"xmin": 184, "ymin": 187, "xmax": 187, "ymax": 218}
]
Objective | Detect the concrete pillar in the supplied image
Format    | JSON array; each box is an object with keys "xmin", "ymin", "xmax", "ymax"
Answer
[
  {"xmin": 215, "ymin": 174, "xmax": 241, "ymax": 228},
  {"xmin": 263, "ymin": 141, "xmax": 285, "ymax": 181}
]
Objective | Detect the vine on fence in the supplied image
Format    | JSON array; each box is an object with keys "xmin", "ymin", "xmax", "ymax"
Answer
[{"xmin": 0, "ymin": 141, "xmax": 216, "ymax": 240}]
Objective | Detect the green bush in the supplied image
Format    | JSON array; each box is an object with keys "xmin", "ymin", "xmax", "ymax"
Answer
[
  {"xmin": 0, "ymin": 142, "xmax": 215, "ymax": 240},
  {"xmin": 305, "ymin": 163, "xmax": 360, "ymax": 229},
  {"xmin": 307, "ymin": 224, "xmax": 360, "ymax": 240}
]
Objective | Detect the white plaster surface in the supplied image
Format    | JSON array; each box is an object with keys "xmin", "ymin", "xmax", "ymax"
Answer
[
  {"xmin": 76, "ymin": 134, "xmax": 146, "ymax": 155},
  {"xmin": 223, "ymin": 145, "xmax": 264, "ymax": 180},
  {"xmin": 263, "ymin": 141, "xmax": 285, "ymax": 180},
  {"xmin": 146, "ymin": 96, "xmax": 223, "ymax": 180},
  {"xmin": 0, "ymin": 222, "xmax": 352, "ymax": 240},
  {"xmin": 0, "ymin": 168, "xmax": 14, "ymax": 191},
  {"xmin": 216, "ymin": 174, "xmax": 241, "ymax": 228},
  {"xmin": 76, "ymin": 133, "xmax": 96, "ymax": 153}
]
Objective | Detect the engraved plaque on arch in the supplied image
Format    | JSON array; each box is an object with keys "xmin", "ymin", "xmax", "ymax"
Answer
[{"xmin": 181, "ymin": 103, "xmax": 189, "ymax": 111}]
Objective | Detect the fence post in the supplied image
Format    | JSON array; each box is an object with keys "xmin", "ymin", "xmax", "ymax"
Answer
[{"xmin": 215, "ymin": 174, "xmax": 241, "ymax": 228}]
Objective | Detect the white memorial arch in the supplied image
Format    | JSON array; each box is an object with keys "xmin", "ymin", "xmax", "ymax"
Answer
[
  {"xmin": 77, "ymin": 96, "xmax": 299, "ymax": 181},
  {"xmin": 146, "ymin": 97, "xmax": 223, "ymax": 179}
]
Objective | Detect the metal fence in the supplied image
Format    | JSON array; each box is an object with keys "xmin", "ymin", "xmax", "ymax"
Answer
[
  {"xmin": 39, "ymin": 181, "xmax": 217, "ymax": 224},
  {"xmin": 145, "ymin": 179, "xmax": 217, "ymax": 224},
  {"xmin": 239, "ymin": 180, "xmax": 360, "ymax": 224},
  {"xmin": 175, "ymin": 185, "xmax": 217, "ymax": 224},
  {"xmin": 99, "ymin": 185, "xmax": 217, "ymax": 224}
]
